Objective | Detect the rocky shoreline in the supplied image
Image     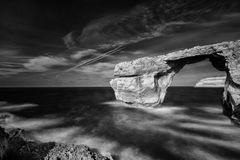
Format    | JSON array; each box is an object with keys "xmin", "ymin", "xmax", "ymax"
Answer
[{"xmin": 0, "ymin": 113, "xmax": 113, "ymax": 160}]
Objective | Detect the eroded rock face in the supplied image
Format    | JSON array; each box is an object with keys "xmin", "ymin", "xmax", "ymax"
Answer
[{"xmin": 110, "ymin": 40, "xmax": 240, "ymax": 117}]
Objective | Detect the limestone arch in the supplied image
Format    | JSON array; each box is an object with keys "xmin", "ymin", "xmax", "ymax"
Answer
[{"xmin": 110, "ymin": 40, "xmax": 240, "ymax": 120}]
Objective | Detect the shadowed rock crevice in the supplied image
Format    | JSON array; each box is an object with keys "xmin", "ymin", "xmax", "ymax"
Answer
[
  {"xmin": 209, "ymin": 53, "xmax": 228, "ymax": 71},
  {"xmin": 110, "ymin": 40, "xmax": 240, "ymax": 121}
]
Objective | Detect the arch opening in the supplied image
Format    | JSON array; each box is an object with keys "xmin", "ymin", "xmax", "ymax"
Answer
[{"xmin": 169, "ymin": 54, "xmax": 227, "ymax": 87}]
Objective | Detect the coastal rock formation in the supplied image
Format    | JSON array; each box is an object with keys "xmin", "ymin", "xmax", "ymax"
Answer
[
  {"xmin": 110, "ymin": 40, "xmax": 240, "ymax": 119},
  {"xmin": 0, "ymin": 127, "xmax": 112, "ymax": 160},
  {"xmin": 195, "ymin": 76, "xmax": 226, "ymax": 87}
]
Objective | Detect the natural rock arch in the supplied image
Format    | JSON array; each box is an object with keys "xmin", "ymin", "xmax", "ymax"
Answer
[{"xmin": 110, "ymin": 40, "xmax": 240, "ymax": 120}]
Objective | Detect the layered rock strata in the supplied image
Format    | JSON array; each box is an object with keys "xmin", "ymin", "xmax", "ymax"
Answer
[{"xmin": 110, "ymin": 40, "xmax": 240, "ymax": 118}]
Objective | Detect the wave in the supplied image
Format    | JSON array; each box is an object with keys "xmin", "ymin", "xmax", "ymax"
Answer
[{"xmin": 0, "ymin": 102, "xmax": 38, "ymax": 112}]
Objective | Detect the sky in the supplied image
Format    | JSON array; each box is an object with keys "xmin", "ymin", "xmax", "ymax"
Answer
[{"xmin": 0, "ymin": 0, "xmax": 240, "ymax": 87}]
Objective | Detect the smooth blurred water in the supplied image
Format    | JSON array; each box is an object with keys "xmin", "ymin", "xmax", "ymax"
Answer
[{"xmin": 1, "ymin": 87, "xmax": 240, "ymax": 160}]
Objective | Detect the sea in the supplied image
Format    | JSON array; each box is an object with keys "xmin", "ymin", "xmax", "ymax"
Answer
[{"xmin": 1, "ymin": 87, "xmax": 240, "ymax": 160}]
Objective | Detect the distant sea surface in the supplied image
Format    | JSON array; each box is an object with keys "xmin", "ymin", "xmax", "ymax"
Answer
[{"xmin": 1, "ymin": 87, "xmax": 240, "ymax": 160}]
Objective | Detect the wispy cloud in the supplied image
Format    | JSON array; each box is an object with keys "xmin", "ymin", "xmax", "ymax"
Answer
[
  {"xmin": 23, "ymin": 56, "xmax": 70, "ymax": 72},
  {"xmin": 70, "ymin": 49, "xmax": 98, "ymax": 60},
  {"xmin": 77, "ymin": 62, "xmax": 115, "ymax": 78},
  {"xmin": 119, "ymin": 50, "xmax": 147, "ymax": 56},
  {"xmin": 0, "ymin": 49, "xmax": 30, "ymax": 76},
  {"xmin": 65, "ymin": 0, "xmax": 224, "ymax": 50},
  {"xmin": 0, "ymin": 68, "xmax": 26, "ymax": 76},
  {"xmin": 129, "ymin": 50, "xmax": 146, "ymax": 55},
  {"xmin": 0, "ymin": 49, "xmax": 19, "ymax": 56}
]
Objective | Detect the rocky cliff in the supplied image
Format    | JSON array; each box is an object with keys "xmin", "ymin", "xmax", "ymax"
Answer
[{"xmin": 110, "ymin": 40, "xmax": 240, "ymax": 119}]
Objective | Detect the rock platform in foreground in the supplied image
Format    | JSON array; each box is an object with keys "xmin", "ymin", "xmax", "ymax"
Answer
[
  {"xmin": 0, "ymin": 127, "xmax": 112, "ymax": 160},
  {"xmin": 110, "ymin": 40, "xmax": 240, "ymax": 119}
]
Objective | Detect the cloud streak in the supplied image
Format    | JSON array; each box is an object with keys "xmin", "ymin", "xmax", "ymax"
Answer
[
  {"xmin": 65, "ymin": 46, "xmax": 123, "ymax": 72},
  {"xmin": 0, "ymin": 54, "xmax": 71, "ymax": 77}
]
